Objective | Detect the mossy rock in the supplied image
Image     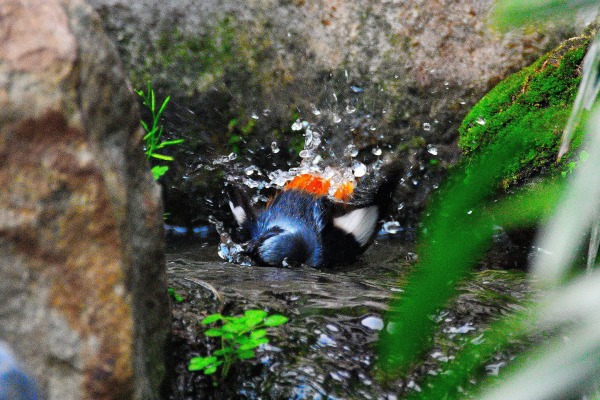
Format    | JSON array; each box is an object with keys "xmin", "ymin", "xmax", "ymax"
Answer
[{"xmin": 458, "ymin": 35, "xmax": 592, "ymax": 188}]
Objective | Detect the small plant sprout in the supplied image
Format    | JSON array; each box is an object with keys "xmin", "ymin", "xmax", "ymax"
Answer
[
  {"xmin": 168, "ymin": 287, "xmax": 184, "ymax": 303},
  {"xmin": 136, "ymin": 81, "xmax": 184, "ymax": 180},
  {"xmin": 188, "ymin": 309, "xmax": 289, "ymax": 380}
]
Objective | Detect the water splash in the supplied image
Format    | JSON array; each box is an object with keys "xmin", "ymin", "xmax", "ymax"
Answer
[
  {"xmin": 427, "ymin": 144, "xmax": 438, "ymax": 156},
  {"xmin": 271, "ymin": 141, "xmax": 280, "ymax": 154},
  {"xmin": 209, "ymin": 215, "xmax": 252, "ymax": 265}
]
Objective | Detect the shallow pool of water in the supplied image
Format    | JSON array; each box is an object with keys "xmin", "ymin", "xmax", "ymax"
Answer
[{"xmin": 164, "ymin": 238, "xmax": 531, "ymax": 399}]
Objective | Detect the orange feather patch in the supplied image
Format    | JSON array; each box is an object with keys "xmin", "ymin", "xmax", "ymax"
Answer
[{"xmin": 284, "ymin": 173, "xmax": 354, "ymax": 201}]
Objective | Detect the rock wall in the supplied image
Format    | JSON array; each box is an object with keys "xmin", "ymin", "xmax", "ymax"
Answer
[
  {"xmin": 88, "ymin": 0, "xmax": 589, "ymax": 230},
  {"xmin": 0, "ymin": 0, "xmax": 169, "ymax": 398}
]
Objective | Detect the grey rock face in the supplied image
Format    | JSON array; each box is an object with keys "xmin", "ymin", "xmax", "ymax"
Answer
[{"xmin": 0, "ymin": 0, "xmax": 169, "ymax": 398}]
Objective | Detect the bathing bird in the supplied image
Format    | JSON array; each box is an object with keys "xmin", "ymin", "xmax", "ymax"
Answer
[{"xmin": 228, "ymin": 162, "xmax": 402, "ymax": 268}]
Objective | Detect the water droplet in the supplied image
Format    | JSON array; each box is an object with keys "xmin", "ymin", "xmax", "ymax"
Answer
[
  {"xmin": 244, "ymin": 166, "xmax": 256, "ymax": 175},
  {"xmin": 344, "ymin": 144, "xmax": 359, "ymax": 158},
  {"xmin": 271, "ymin": 141, "xmax": 280, "ymax": 153},
  {"xmin": 350, "ymin": 85, "xmax": 363, "ymax": 93},
  {"xmin": 397, "ymin": 202, "xmax": 405, "ymax": 211},
  {"xmin": 345, "ymin": 105, "xmax": 356, "ymax": 114},
  {"xmin": 372, "ymin": 147, "xmax": 382, "ymax": 156},
  {"xmin": 262, "ymin": 109, "xmax": 271, "ymax": 116},
  {"xmin": 471, "ymin": 334, "xmax": 485, "ymax": 345},
  {"xmin": 476, "ymin": 116, "xmax": 486, "ymax": 125},
  {"xmin": 446, "ymin": 323, "xmax": 475, "ymax": 334},
  {"xmin": 427, "ymin": 144, "xmax": 438, "ymax": 155},
  {"xmin": 383, "ymin": 221, "xmax": 401, "ymax": 234},
  {"xmin": 431, "ymin": 351, "xmax": 449, "ymax": 362},
  {"xmin": 352, "ymin": 161, "xmax": 367, "ymax": 177},
  {"xmin": 422, "ymin": 122, "xmax": 431, "ymax": 131},
  {"xmin": 485, "ymin": 362, "xmax": 506, "ymax": 376},
  {"xmin": 467, "ymin": 210, "xmax": 473, "ymax": 215},
  {"xmin": 332, "ymin": 113, "xmax": 342, "ymax": 123},
  {"xmin": 304, "ymin": 130, "xmax": 313, "ymax": 147},
  {"xmin": 228, "ymin": 152, "xmax": 237, "ymax": 161},
  {"xmin": 361, "ymin": 316, "xmax": 384, "ymax": 331},
  {"xmin": 299, "ymin": 149, "xmax": 311, "ymax": 158},
  {"xmin": 316, "ymin": 333, "xmax": 337, "ymax": 347},
  {"xmin": 372, "ymin": 160, "xmax": 384, "ymax": 170},
  {"xmin": 407, "ymin": 380, "xmax": 421, "ymax": 392},
  {"xmin": 251, "ymin": 112, "xmax": 259, "ymax": 120},
  {"xmin": 291, "ymin": 119, "xmax": 303, "ymax": 131},
  {"xmin": 310, "ymin": 104, "xmax": 321, "ymax": 116}
]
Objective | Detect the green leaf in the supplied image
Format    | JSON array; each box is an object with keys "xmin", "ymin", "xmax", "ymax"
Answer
[
  {"xmin": 150, "ymin": 153, "xmax": 174, "ymax": 161},
  {"xmin": 203, "ymin": 365, "xmax": 218, "ymax": 375},
  {"xmin": 143, "ymin": 129, "xmax": 155, "ymax": 141},
  {"xmin": 222, "ymin": 322, "xmax": 244, "ymax": 334},
  {"xmin": 223, "ymin": 333, "xmax": 235, "ymax": 340},
  {"xmin": 239, "ymin": 342, "xmax": 260, "ymax": 351},
  {"xmin": 237, "ymin": 349, "xmax": 255, "ymax": 359},
  {"xmin": 156, "ymin": 139, "xmax": 185, "ymax": 149},
  {"xmin": 151, "ymin": 166, "xmax": 169, "ymax": 180},
  {"xmin": 263, "ymin": 315, "xmax": 289, "ymax": 327},
  {"xmin": 244, "ymin": 310, "xmax": 267, "ymax": 326},
  {"xmin": 157, "ymin": 95, "xmax": 171, "ymax": 118},
  {"xmin": 214, "ymin": 347, "xmax": 234, "ymax": 356},
  {"xmin": 239, "ymin": 337, "xmax": 268, "ymax": 350},
  {"xmin": 167, "ymin": 287, "xmax": 183, "ymax": 302},
  {"xmin": 140, "ymin": 120, "xmax": 149, "ymax": 132},
  {"xmin": 188, "ymin": 356, "xmax": 217, "ymax": 371},
  {"xmin": 204, "ymin": 328, "xmax": 223, "ymax": 337},
  {"xmin": 250, "ymin": 329, "xmax": 267, "ymax": 340},
  {"xmin": 202, "ymin": 314, "xmax": 224, "ymax": 325}
]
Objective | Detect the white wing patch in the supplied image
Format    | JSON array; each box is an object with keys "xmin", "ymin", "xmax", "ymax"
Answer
[
  {"xmin": 229, "ymin": 201, "xmax": 247, "ymax": 225},
  {"xmin": 333, "ymin": 206, "xmax": 379, "ymax": 247}
]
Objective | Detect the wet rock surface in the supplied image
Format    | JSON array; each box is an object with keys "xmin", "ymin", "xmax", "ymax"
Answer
[
  {"xmin": 0, "ymin": 1, "xmax": 168, "ymax": 398},
  {"xmin": 89, "ymin": 0, "xmax": 585, "ymax": 230},
  {"xmin": 165, "ymin": 241, "xmax": 532, "ymax": 399}
]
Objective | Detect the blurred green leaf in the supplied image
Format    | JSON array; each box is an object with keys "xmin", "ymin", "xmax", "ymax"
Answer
[
  {"xmin": 204, "ymin": 328, "xmax": 223, "ymax": 337},
  {"xmin": 188, "ymin": 356, "xmax": 218, "ymax": 371},
  {"xmin": 377, "ymin": 127, "xmax": 541, "ymax": 377},
  {"xmin": 202, "ymin": 314, "xmax": 224, "ymax": 325},
  {"xmin": 237, "ymin": 349, "xmax": 255, "ymax": 359},
  {"xmin": 168, "ymin": 287, "xmax": 184, "ymax": 303},
  {"xmin": 250, "ymin": 329, "xmax": 267, "ymax": 340},
  {"xmin": 151, "ymin": 165, "xmax": 169, "ymax": 180},
  {"xmin": 492, "ymin": 0, "xmax": 596, "ymax": 31},
  {"xmin": 150, "ymin": 153, "xmax": 174, "ymax": 161},
  {"xmin": 264, "ymin": 315, "xmax": 289, "ymax": 327}
]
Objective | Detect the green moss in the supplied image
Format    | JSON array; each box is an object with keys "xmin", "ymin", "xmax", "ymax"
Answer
[
  {"xmin": 131, "ymin": 17, "xmax": 237, "ymax": 95},
  {"xmin": 458, "ymin": 36, "xmax": 591, "ymax": 187}
]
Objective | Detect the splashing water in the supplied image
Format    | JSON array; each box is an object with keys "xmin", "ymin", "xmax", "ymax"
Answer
[
  {"xmin": 207, "ymin": 114, "xmax": 403, "ymax": 263},
  {"xmin": 210, "ymin": 215, "xmax": 252, "ymax": 265}
]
